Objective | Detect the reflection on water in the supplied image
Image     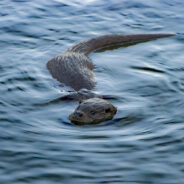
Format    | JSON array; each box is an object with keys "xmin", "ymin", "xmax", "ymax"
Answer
[{"xmin": 0, "ymin": 0, "xmax": 184, "ymax": 183}]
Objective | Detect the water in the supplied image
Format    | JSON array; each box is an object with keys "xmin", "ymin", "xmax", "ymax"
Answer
[{"xmin": 1, "ymin": 0, "xmax": 184, "ymax": 183}]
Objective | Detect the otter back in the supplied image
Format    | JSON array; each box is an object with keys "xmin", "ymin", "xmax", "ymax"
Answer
[
  {"xmin": 47, "ymin": 33, "xmax": 175, "ymax": 91},
  {"xmin": 47, "ymin": 52, "xmax": 95, "ymax": 91}
]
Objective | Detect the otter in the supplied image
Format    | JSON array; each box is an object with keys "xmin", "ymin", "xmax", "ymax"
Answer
[
  {"xmin": 47, "ymin": 33, "xmax": 175, "ymax": 124},
  {"xmin": 69, "ymin": 98, "xmax": 117, "ymax": 125}
]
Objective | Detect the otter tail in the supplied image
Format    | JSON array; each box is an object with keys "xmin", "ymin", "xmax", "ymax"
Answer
[{"xmin": 68, "ymin": 33, "xmax": 175, "ymax": 55}]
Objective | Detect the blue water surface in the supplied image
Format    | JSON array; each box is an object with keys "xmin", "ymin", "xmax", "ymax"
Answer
[{"xmin": 1, "ymin": 0, "xmax": 184, "ymax": 183}]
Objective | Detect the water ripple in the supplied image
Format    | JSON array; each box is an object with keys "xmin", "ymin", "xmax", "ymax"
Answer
[{"xmin": 0, "ymin": 0, "xmax": 184, "ymax": 183}]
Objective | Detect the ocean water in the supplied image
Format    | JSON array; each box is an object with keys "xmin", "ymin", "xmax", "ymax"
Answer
[{"xmin": 1, "ymin": 0, "xmax": 184, "ymax": 183}]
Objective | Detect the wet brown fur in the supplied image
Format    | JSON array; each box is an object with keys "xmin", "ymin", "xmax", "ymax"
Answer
[
  {"xmin": 47, "ymin": 33, "xmax": 175, "ymax": 124},
  {"xmin": 47, "ymin": 33, "xmax": 175, "ymax": 91}
]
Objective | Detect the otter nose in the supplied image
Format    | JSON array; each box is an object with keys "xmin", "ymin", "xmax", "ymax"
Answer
[{"xmin": 74, "ymin": 111, "xmax": 83, "ymax": 118}]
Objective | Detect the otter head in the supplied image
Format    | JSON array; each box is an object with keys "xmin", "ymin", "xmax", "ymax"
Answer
[{"xmin": 69, "ymin": 98, "xmax": 117, "ymax": 125}]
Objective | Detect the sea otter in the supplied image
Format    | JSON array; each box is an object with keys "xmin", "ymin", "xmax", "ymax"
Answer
[{"xmin": 47, "ymin": 33, "xmax": 175, "ymax": 124}]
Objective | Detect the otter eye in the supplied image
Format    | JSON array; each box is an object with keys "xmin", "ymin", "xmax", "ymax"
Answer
[
  {"xmin": 105, "ymin": 108, "xmax": 111, "ymax": 113},
  {"xmin": 90, "ymin": 111, "xmax": 96, "ymax": 115}
]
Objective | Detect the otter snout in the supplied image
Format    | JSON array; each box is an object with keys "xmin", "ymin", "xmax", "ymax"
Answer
[
  {"xmin": 73, "ymin": 111, "xmax": 84, "ymax": 119},
  {"xmin": 69, "ymin": 110, "xmax": 85, "ymax": 122}
]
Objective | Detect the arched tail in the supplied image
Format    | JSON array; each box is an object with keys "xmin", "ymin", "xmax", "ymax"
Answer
[{"xmin": 68, "ymin": 33, "xmax": 175, "ymax": 55}]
